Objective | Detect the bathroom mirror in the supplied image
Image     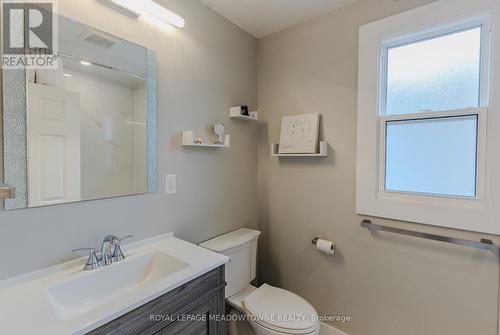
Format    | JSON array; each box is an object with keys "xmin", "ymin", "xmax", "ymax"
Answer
[{"xmin": 1, "ymin": 15, "xmax": 157, "ymax": 210}]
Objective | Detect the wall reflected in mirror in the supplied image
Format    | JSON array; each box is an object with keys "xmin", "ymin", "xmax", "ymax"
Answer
[{"xmin": 23, "ymin": 16, "xmax": 150, "ymax": 207}]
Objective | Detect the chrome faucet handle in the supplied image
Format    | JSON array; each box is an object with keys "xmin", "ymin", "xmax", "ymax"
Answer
[
  {"xmin": 118, "ymin": 235, "xmax": 133, "ymax": 242},
  {"xmin": 72, "ymin": 248, "xmax": 100, "ymax": 271},
  {"xmin": 112, "ymin": 235, "xmax": 133, "ymax": 262}
]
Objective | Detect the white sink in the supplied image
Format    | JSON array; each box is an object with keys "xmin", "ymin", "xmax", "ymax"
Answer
[{"xmin": 46, "ymin": 252, "xmax": 188, "ymax": 320}]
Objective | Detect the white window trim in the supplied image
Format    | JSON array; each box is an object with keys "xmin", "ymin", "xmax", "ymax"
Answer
[{"xmin": 356, "ymin": 0, "xmax": 500, "ymax": 234}]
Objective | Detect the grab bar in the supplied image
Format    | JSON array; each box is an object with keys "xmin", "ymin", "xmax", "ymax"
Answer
[{"xmin": 361, "ymin": 219, "xmax": 497, "ymax": 251}]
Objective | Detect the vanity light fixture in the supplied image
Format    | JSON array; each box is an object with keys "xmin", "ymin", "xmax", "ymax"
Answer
[
  {"xmin": 80, "ymin": 60, "xmax": 91, "ymax": 66},
  {"xmin": 64, "ymin": 73, "xmax": 72, "ymax": 77},
  {"xmin": 100, "ymin": 0, "xmax": 185, "ymax": 29}
]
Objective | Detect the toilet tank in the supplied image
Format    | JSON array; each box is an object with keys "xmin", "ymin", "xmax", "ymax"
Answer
[{"xmin": 200, "ymin": 228, "xmax": 261, "ymax": 298}]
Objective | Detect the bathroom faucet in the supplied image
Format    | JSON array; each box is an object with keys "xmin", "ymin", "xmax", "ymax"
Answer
[{"xmin": 73, "ymin": 235, "xmax": 133, "ymax": 271}]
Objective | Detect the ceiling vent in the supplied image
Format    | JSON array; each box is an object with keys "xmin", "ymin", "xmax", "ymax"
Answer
[{"xmin": 77, "ymin": 29, "xmax": 121, "ymax": 49}]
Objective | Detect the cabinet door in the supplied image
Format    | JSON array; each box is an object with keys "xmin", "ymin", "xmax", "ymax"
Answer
[
  {"xmin": 87, "ymin": 268, "xmax": 223, "ymax": 335},
  {"xmin": 161, "ymin": 296, "xmax": 218, "ymax": 335}
]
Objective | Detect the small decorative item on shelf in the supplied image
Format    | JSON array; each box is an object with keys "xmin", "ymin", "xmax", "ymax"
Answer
[
  {"xmin": 229, "ymin": 106, "xmax": 258, "ymax": 121},
  {"xmin": 213, "ymin": 123, "xmax": 225, "ymax": 144},
  {"xmin": 241, "ymin": 106, "xmax": 249, "ymax": 116},
  {"xmin": 194, "ymin": 137, "xmax": 203, "ymax": 144}
]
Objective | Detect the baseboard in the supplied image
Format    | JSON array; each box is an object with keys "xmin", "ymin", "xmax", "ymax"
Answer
[{"xmin": 320, "ymin": 322, "xmax": 350, "ymax": 335}]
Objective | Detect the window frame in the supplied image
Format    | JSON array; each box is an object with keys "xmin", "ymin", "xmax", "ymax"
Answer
[
  {"xmin": 356, "ymin": 1, "xmax": 499, "ymax": 234},
  {"xmin": 376, "ymin": 16, "xmax": 491, "ymax": 205}
]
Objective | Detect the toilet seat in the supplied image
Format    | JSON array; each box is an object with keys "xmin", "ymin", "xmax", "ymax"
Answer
[
  {"xmin": 242, "ymin": 284, "xmax": 320, "ymax": 335},
  {"xmin": 247, "ymin": 318, "xmax": 319, "ymax": 335}
]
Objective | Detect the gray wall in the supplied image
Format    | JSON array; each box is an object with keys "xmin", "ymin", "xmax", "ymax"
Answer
[
  {"xmin": 0, "ymin": 0, "xmax": 258, "ymax": 280},
  {"xmin": 257, "ymin": 1, "xmax": 499, "ymax": 335}
]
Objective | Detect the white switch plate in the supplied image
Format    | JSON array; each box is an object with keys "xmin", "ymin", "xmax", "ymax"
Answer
[{"xmin": 165, "ymin": 175, "xmax": 177, "ymax": 194}]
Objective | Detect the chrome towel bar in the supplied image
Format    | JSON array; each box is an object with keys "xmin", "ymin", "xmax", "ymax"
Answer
[{"xmin": 361, "ymin": 219, "xmax": 497, "ymax": 251}]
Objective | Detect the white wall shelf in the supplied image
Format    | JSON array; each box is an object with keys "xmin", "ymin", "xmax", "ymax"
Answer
[
  {"xmin": 271, "ymin": 142, "xmax": 328, "ymax": 157},
  {"xmin": 229, "ymin": 107, "xmax": 258, "ymax": 121},
  {"xmin": 182, "ymin": 131, "xmax": 230, "ymax": 148}
]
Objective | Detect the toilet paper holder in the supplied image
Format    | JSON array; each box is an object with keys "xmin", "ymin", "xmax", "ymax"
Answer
[
  {"xmin": 312, "ymin": 237, "xmax": 334, "ymax": 247},
  {"xmin": 312, "ymin": 237, "xmax": 335, "ymax": 254}
]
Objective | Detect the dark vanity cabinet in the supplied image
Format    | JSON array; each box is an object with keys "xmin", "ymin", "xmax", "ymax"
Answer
[{"xmin": 87, "ymin": 266, "xmax": 226, "ymax": 335}]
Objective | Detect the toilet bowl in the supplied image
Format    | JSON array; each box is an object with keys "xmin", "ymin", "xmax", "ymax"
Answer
[
  {"xmin": 200, "ymin": 229, "xmax": 320, "ymax": 335},
  {"xmin": 230, "ymin": 284, "xmax": 320, "ymax": 335}
]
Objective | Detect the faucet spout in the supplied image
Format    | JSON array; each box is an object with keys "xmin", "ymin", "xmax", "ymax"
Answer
[{"xmin": 100, "ymin": 235, "xmax": 118, "ymax": 266}]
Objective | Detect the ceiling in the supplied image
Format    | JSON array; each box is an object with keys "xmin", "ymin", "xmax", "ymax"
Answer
[{"xmin": 199, "ymin": 0, "xmax": 356, "ymax": 38}]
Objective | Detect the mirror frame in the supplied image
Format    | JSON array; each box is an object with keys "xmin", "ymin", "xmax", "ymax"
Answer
[{"xmin": 1, "ymin": 24, "xmax": 157, "ymax": 210}]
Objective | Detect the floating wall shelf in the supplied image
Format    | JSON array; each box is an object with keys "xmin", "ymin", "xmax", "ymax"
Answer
[
  {"xmin": 229, "ymin": 107, "xmax": 258, "ymax": 121},
  {"xmin": 271, "ymin": 142, "xmax": 328, "ymax": 157},
  {"xmin": 182, "ymin": 131, "xmax": 230, "ymax": 148}
]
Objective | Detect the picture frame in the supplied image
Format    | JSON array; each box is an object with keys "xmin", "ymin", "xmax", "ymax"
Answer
[{"xmin": 278, "ymin": 113, "xmax": 320, "ymax": 154}]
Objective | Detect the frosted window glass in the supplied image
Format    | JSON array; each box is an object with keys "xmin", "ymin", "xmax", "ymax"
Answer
[
  {"xmin": 385, "ymin": 115, "xmax": 477, "ymax": 197},
  {"xmin": 386, "ymin": 27, "xmax": 482, "ymax": 115}
]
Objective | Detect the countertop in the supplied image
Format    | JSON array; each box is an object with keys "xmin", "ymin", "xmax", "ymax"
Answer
[{"xmin": 0, "ymin": 233, "xmax": 229, "ymax": 335}]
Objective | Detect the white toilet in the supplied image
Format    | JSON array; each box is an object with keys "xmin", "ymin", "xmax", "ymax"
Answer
[{"xmin": 201, "ymin": 229, "xmax": 320, "ymax": 335}]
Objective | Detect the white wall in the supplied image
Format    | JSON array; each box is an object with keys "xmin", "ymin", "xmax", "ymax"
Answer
[
  {"xmin": 0, "ymin": 0, "xmax": 258, "ymax": 280},
  {"xmin": 257, "ymin": 0, "xmax": 499, "ymax": 334}
]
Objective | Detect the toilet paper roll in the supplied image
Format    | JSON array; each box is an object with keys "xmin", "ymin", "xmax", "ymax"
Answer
[{"xmin": 316, "ymin": 239, "xmax": 335, "ymax": 255}]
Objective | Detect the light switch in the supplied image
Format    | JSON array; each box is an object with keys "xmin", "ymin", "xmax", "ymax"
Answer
[{"xmin": 165, "ymin": 175, "xmax": 177, "ymax": 194}]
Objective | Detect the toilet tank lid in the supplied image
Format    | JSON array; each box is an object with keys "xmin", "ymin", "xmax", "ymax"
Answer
[{"xmin": 200, "ymin": 228, "xmax": 261, "ymax": 253}]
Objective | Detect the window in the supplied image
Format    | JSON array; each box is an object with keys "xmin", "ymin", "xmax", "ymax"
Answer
[
  {"xmin": 356, "ymin": 2, "xmax": 499, "ymax": 234},
  {"xmin": 380, "ymin": 26, "xmax": 486, "ymax": 199}
]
